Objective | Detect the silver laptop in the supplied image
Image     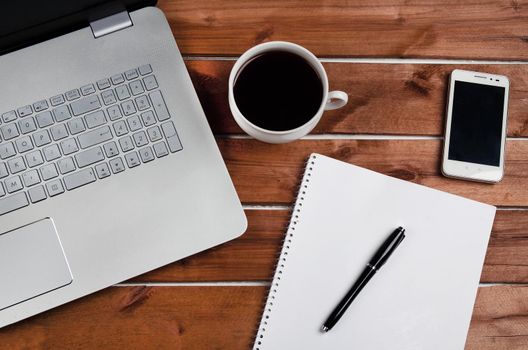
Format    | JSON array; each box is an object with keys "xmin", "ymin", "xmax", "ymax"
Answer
[{"xmin": 0, "ymin": 1, "xmax": 246, "ymax": 327}]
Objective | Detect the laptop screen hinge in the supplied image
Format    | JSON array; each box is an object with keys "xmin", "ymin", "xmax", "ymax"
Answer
[{"xmin": 90, "ymin": 11, "xmax": 132, "ymax": 38}]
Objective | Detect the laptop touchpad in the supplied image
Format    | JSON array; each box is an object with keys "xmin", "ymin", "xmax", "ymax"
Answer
[{"xmin": 0, "ymin": 218, "xmax": 73, "ymax": 311}]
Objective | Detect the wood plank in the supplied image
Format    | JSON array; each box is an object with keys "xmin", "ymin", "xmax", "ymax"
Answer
[
  {"xmin": 218, "ymin": 139, "xmax": 528, "ymax": 206},
  {"xmin": 159, "ymin": 0, "xmax": 528, "ymax": 60},
  {"xmin": 1, "ymin": 285, "xmax": 527, "ymax": 349},
  {"xmin": 188, "ymin": 60, "xmax": 528, "ymax": 137},
  {"xmin": 467, "ymin": 286, "xmax": 528, "ymax": 350},
  {"xmin": 482, "ymin": 210, "xmax": 528, "ymax": 283},
  {"xmin": 0, "ymin": 287, "xmax": 263, "ymax": 350},
  {"xmin": 132, "ymin": 210, "xmax": 528, "ymax": 284}
]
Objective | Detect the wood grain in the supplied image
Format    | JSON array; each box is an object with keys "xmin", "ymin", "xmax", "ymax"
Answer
[
  {"xmin": 159, "ymin": 0, "xmax": 528, "ymax": 60},
  {"xmin": 1, "ymin": 285, "xmax": 527, "ymax": 350},
  {"xmin": 218, "ymin": 139, "xmax": 528, "ymax": 206},
  {"xmin": 188, "ymin": 60, "xmax": 528, "ymax": 137},
  {"xmin": 132, "ymin": 210, "xmax": 528, "ymax": 284},
  {"xmin": 467, "ymin": 286, "xmax": 528, "ymax": 350},
  {"xmin": 482, "ymin": 210, "xmax": 528, "ymax": 283}
]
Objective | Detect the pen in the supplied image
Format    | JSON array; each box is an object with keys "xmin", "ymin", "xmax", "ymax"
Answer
[{"xmin": 321, "ymin": 226, "xmax": 406, "ymax": 332}]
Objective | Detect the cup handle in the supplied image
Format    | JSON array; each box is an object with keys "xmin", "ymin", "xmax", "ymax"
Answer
[{"xmin": 324, "ymin": 91, "xmax": 348, "ymax": 111}]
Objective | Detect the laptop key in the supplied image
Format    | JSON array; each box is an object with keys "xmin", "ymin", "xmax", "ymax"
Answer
[
  {"xmin": 2, "ymin": 111, "xmax": 17, "ymax": 123},
  {"xmin": 60, "ymin": 138, "xmax": 79, "ymax": 155},
  {"xmin": 53, "ymin": 105, "xmax": 72, "ymax": 122},
  {"xmin": 75, "ymin": 147, "xmax": 104, "ymax": 168},
  {"xmin": 36, "ymin": 111, "xmax": 54, "ymax": 128},
  {"xmin": 95, "ymin": 163, "xmax": 111, "ymax": 179},
  {"xmin": 111, "ymin": 73, "xmax": 124, "ymax": 85},
  {"xmin": 1, "ymin": 123, "xmax": 20, "ymax": 140},
  {"xmin": 138, "ymin": 64, "xmax": 152, "ymax": 76},
  {"xmin": 15, "ymin": 136, "xmax": 34, "ymax": 153},
  {"xmin": 77, "ymin": 126, "xmax": 112, "ymax": 149},
  {"xmin": 19, "ymin": 117, "xmax": 37, "ymax": 134},
  {"xmin": 150, "ymin": 91, "xmax": 170, "ymax": 121},
  {"xmin": 139, "ymin": 146, "xmax": 154, "ymax": 163},
  {"xmin": 28, "ymin": 185, "xmax": 47, "ymax": 203},
  {"xmin": 109, "ymin": 157, "xmax": 125, "ymax": 173},
  {"xmin": 40, "ymin": 163, "xmax": 58, "ymax": 180},
  {"xmin": 119, "ymin": 136, "xmax": 134, "ymax": 152},
  {"xmin": 129, "ymin": 80, "xmax": 144, "ymax": 96},
  {"xmin": 63, "ymin": 168, "xmax": 96, "ymax": 191},
  {"xmin": 166, "ymin": 135, "xmax": 183, "ymax": 153},
  {"xmin": 147, "ymin": 126, "xmax": 162, "ymax": 142},
  {"xmin": 143, "ymin": 75, "xmax": 158, "ymax": 91},
  {"xmin": 125, "ymin": 69, "xmax": 138, "ymax": 81},
  {"xmin": 103, "ymin": 142, "xmax": 119, "ymax": 158},
  {"xmin": 65, "ymin": 89, "xmax": 81, "ymax": 101},
  {"xmin": 71, "ymin": 95, "xmax": 101, "ymax": 116},
  {"xmin": 22, "ymin": 169, "xmax": 40, "ymax": 187},
  {"xmin": 141, "ymin": 111, "xmax": 156, "ymax": 126},
  {"xmin": 50, "ymin": 124, "xmax": 68, "ymax": 141},
  {"xmin": 153, "ymin": 142, "xmax": 168, "ymax": 158},
  {"xmin": 116, "ymin": 85, "xmax": 131, "ymax": 101},
  {"xmin": 126, "ymin": 115, "xmax": 141, "ymax": 131},
  {"xmin": 33, "ymin": 100, "xmax": 48, "ymax": 112},
  {"xmin": 124, "ymin": 151, "xmax": 140, "ymax": 168},
  {"xmin": 161, "ymin": 121, "xmax": 177, "ymax": 138},
  {"xmin": 135, "ymin": 95, "xmax": 150, "ymax": 111},
  {"xmin": 81, "ymin": 84, "xmax": 96, "ymax": 96},
  {"xmin": 33, "ymin": 129, "xmax": 52, "ymax": 147},
  {"xmin": 57, "ymin": 157, "xmax": 76, "ymax": 175},
  {"xmin": 107, "ymin": 105, "xmax": 122, "ymax": 121},
  {"xmin": 0, "ymin": 192, "xmax": 28, "ymax": 215},
  {"xmin": 97, "ymin": 79, "xmax": 111, "ymax": 90},
  {"xmin": 26, "ymin": 150, "xmax": 44, "ymax": 168},
  {"xmin": 8, "ymin": 157, "xmax": 26, "ymax": 174},
  {"xmin": 43, "ymin": 144, "xmax": 61, "ymax": 162},
  {"xmin": 85, "ymin": 110, "xmax": 106, "ymax": 129},
  {"xmin": 0, "ymin": 163, "xmax": 8, "ymax": 178},
  {"xmin": 46, "ymin": 179, "xmax": 64, "ymax": 197},
  {"xmin": 101, "ymin": 90, "xmax": 117, "ymax": 106},
  {"xmin": 50, "ymin": 94, "xmax": 65, "ymax": 106},
  {"xmin": 132, "ymin": 131, "xmax": 148, "ymax": 147},
  {"xmin": 0, "ymin": 142, "xmax": 16, "ymax": 159},
  {"xmin": 113, "ymin": 120, "xmax": 128, "ymax": 136},
  {"xmin": 17, "ymin": 105, "xmax": 33, "ymax": 117},
  {"xmin": 5, "ymin": 175, "xmax": 23, "ymax": 193},
  {"xmin": 67, "ymin": 118, "xmax": 86, "ymax": 135}
]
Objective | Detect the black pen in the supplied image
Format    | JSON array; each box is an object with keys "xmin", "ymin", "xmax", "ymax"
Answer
[{"xmin": 321, "ymin": 226, "xmax": 406, "ymax": 332}]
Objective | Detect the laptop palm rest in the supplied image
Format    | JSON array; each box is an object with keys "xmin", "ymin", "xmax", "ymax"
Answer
[{"xmin": 0, "ymin": 218, "xmax": 73, "ymax": 311}]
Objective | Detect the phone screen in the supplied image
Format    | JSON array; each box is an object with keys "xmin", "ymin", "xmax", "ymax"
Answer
[{"xmin": 448, "ymin": 81, "xmax": 505, "ymax": 166}]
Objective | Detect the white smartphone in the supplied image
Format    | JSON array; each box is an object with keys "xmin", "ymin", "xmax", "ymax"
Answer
[{"xmin": 442, "ymin": 69, "xmax": 509, "ymax": 183}]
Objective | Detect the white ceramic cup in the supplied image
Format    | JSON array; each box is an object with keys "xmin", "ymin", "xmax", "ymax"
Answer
[{"xmin": 228, "ymin": 41, "xmax": 348, "ymax": 143}]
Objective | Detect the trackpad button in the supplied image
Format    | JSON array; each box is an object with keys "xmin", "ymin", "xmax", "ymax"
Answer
[{"xmin": 0, "ymin": 218, "xmax": 72, "ymax": 310}]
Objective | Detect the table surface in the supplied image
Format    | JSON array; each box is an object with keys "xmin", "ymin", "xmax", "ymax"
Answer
[{"xmin": 2, "ymin": 1, "xmax": 528, "ymax": 349}]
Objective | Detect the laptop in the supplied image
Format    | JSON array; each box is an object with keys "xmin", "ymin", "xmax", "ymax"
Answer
[{"xmin": 0, "ymin": 0, "xmax": 247, "ymax": 327}]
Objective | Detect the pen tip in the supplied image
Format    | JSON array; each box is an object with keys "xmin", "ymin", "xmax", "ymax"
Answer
[{"xmin": 321, "ymin": 325, "xmax": 329, "ymax": 332}]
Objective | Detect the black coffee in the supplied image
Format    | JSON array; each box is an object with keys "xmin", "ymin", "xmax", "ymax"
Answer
[{"xmin": 233, "ymin": 51, "xmax": 323, "ymax": 131}]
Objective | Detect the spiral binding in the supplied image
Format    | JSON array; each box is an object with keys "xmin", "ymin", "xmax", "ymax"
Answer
[{"xmin": 253, "ymin": 154, "xmax": 318, "ymax": 350}]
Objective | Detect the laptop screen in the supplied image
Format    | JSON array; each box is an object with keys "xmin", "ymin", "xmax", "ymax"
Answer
[{"xmin": 0, "ymin": 0, "xmax": 155, "ymax": 55}]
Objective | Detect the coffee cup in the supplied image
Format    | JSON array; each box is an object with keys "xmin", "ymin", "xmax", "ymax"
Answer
[{"xmin": 228, "ymin": 41, "xmax": 348, "ymax": 144}]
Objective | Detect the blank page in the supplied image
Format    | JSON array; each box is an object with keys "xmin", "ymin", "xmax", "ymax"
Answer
[{"xmin": 253, "ymin": 154, "xmax": 495, "ymax": 350}]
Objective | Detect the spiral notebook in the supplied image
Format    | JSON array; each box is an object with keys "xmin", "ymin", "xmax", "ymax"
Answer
[{"xmin": 253, "ymin": 154, "xmax": 495, "ymax": 350}]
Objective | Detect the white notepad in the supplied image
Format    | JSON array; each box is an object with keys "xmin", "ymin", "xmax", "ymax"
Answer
[{"xmin": 253, "ymin": 154, "xmax": 495, "ymax": 350}]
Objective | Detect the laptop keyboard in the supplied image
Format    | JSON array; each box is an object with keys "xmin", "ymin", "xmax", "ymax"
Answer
[{"xmin": 0, "ymin": 64, "xmax": 182, "ymax": 216}]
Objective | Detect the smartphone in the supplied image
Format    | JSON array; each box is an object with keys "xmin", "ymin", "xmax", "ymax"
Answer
[{"xmin": 442, "ymin": 69, "xmax": 509, "ymax": 183}]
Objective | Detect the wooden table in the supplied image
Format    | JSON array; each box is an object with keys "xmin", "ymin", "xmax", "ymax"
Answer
[{"xmin": 2, "ymin": 1, "xmax": 528, "ymax": 348}]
